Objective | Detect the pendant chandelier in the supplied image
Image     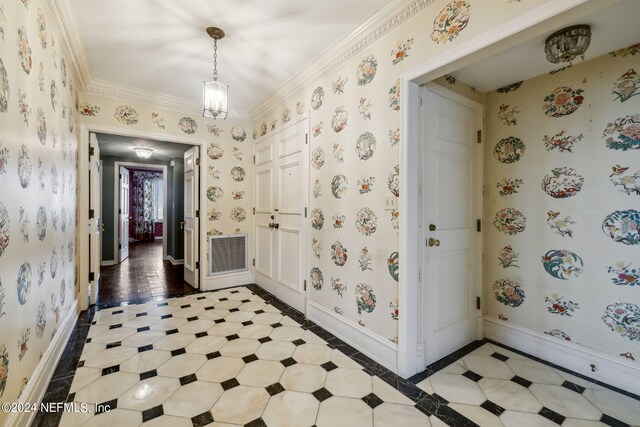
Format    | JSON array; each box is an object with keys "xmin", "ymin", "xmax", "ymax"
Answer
[
  {"xmin": 134, "ymin": 147, "xmax": 153, "ymax": 159},
  {"xmin": 203, "ymin": 27, "xmax": 229, "ymax": 119}
]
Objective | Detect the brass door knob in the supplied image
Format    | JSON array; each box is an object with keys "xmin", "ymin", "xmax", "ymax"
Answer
[
  {"xmin": 428, "ymin": 238, "xmax": 440, "ymax": 247},
  {"xmin": 429, "ymin": 224, "xmax": 436, "ymax": 231},
  {"xmin": 274, "ymin": 223, "xmax": 279, "ymax": 229}
]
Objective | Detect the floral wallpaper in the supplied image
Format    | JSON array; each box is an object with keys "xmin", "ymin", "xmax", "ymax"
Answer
[
  {"xmin": 484, "ymin": 47, "xmax": 640, "ymax": 364},
  {"xmin": 0, "ymin": 0, "xmax": 79, "ymax": 413}
]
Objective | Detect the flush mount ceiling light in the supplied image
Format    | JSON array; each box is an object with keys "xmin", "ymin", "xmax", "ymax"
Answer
[
  {"xmin": 545, "ymin": 25, "xmax": 591, "ymax": 64},
  {"xmin": 134, "ymin": 147, "xmax": 153, "ymax": 159},
  {"xmin": 203, "ymin": 26, "xmax": 229, "ymax": 119}
]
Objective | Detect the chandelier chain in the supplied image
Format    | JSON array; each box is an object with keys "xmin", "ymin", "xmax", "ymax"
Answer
[{"xmin": 213, "ymin": 38, "xmax": 218, "ymax": 80}]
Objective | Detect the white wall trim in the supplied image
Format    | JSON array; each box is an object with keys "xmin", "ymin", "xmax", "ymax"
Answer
[
  {"xmin": 203, "ymin": 271, "xmax": 254, "ymax": 292},
  {"xmin": 100, "ymin": 260, "xmax": 116, "ymax": 267},
  {"xmin": 6, "ymin": 300, "xmax": 79, "ymax": 427},
  {"xmin": 307, "ymin": 301, "xmax": 397, "ymax": 372},
  {"xmin": 484, "ymin": 317, "xmax": 640, "ymax": 396},
  {"xmin": 167, "ymin": 255, "xmax": 184, "ymax": 265}
]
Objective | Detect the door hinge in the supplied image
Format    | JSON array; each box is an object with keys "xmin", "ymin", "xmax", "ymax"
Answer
[
  {"xmin": 89, "ymin": 209, "xmax": 94, "ymax": 219},
  {"xmin": 119, "ymin": 243, "xmax": 122, "ymax": 249},
  {"xmin": 196, "ymin": 261, "xmax": 200, "ymax": 270},
  {"xmin": 304, "ymin": 280, "xmax": 307, "ymax": 291},
  {"xmin": 304, "ymin": 207, "xmax": 307, "ymax": 218},
  {"xmin": 477, "ymin": 130, "xmax": 482, "ymax": 144},
  {"xmin": 252, "ymin": 258, "xmax": 255, "ymax": 267},
  {"xmin": 118, "ymin": 208, "xmax": 122, "ymax": 214},
  {"xmin": 195, "ymin": 158, "xmax": 200, "ymax": 166},
  {"xmin": 419, "ymin": 97, "xmax": 423, "ymax": 106},
  {"xmin": 477, "ymin": 219, "xmax": 481, "ymax": 232},
  {"xmin": 305, "ymin": 134, "xmax": 308, "ymax": 145},
  {"xmin": 89, "ymin": 272, "xmax": 95, "ymax": 282},
  {"xmin": 119, "ymin": 173, "xmax": 122, "ymax": 179},
  {"xmin": 253, "ymin": 155, "xmax": 256, "ymax": 164},
  {"xmin": 89, "ymin": 146, "xmax": 95, "ymax": 157},
  {"xmin": 253, "ymin": 207, "xmax": 255, "ymax": 215},
  {"xmin": 476, "ymin": 296, "xmax": 481, "ymax": 310},
  {"xmin": 196, "ymin": 210, "xmax": 200, "ymax": 218}
]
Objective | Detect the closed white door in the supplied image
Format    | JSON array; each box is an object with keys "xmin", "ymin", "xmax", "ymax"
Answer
[
  {"xmin": 184, "ymin": 146, "xmax": 200, "ymax": 288},
  {"xmin": 119, "ymin": 166, "xmax": 130, "ymax": 262},
  {"xmin": 255, "ymin": 119, "xmax": 309, "ymax": 313},
  {"xmin": 422, "ymin": 84, "xmax": 482, "ymax": 366},
  {"xmin": 89, "ymin": 133, "xmax": 101, "ymax": 305}
]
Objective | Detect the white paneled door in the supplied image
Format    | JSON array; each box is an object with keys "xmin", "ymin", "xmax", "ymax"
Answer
[
  {"xmin": 422, "ymin": 84, "xmax": 483, "ymax": 366},
  {"xmin": 255, "ymin": 119, "xmax": 309, "ymax": 313},
  {"xmin": 184, "ymin": 146, "xmax": 200, "ymax": 288},
  {"xmin": 119, "ymin": 166, "xmax": 130, "ymax": 263},
  {"xmin": 89, "ymin": 133, "xmax": 101, "ymax": 305}
]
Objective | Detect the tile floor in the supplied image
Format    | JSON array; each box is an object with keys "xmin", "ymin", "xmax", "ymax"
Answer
[{"xmin": 40, "ymin": 284, "xmax": 640, "ymax": 427}]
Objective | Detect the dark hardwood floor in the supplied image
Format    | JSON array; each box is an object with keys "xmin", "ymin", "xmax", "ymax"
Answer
[{"xmin": 97, "ymin": 240, "xmax": 198, "ymax": 308}]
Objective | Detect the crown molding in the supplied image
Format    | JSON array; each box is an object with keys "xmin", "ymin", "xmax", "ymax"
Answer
[
  {"xmin": 44, "ymin": 0, "xmax": 93, "ymax": 89},
  {"xmin": 249, "ymin": 0, "xmax": 439, "ymax": 122},
  {"xmin": 84, "ymin": 79, "xmax": 252, "ymax": 123}
]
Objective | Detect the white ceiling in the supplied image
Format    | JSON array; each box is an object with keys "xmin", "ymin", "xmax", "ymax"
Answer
[
  {"xmin": 96, "ymin": 133, "xmax": 191, "ymax": 160},
  {"xmin": 71, "ymin": 0, "xmax": 390, "ymax": 115},
  {"xmin": 452, "ymin": 0, "xmax": 640, "ymax": 92}
]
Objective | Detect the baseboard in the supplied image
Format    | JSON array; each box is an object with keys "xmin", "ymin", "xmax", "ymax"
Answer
[
  {"xmin": 483, "ymin": 316, "xmax": 640, "ymax": 395},
  {"xmin": 307, "ymin": 300, "xmax": 397, "ymax": 372},
  {"xmin": 154, "ymin": 236, "xmax": 163, "ymax": 240},
  {"xmin": 203, "ymin": 271, "xmax": 254, "ymax": 291},
  {"xmin": 100, "ymin": 260, "xmax": 116, "ymax": 266},
  {"xmin": 6, "ymin": 299, "xmax": 79, "ymax": 427},
  {"xmin": 167, "ymin": 256, "xmax": 184, "ymax": 265}
]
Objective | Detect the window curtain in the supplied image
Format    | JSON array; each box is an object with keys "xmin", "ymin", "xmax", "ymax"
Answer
[{"xmin": 131, "ymin": 171, "xmax": 163, "ymax": 241}]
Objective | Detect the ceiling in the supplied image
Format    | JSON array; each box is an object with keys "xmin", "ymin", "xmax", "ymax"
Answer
[
  {"xmin": 96, "ymin": 133, "xmax": 191, "ymax": 160},
  {"xmin": 452, "ymin": 0, "xmax": 640, "ymax": 92},
  {"xmin": 71, "ymin": 0, "xmax": 391, "ymax": 115}
]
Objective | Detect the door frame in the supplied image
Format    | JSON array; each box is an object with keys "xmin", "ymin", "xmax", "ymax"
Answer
[
  {"xmin": 397, "ymin": 0, "xmax": 595, "ymax": 377},
  {"xmin": 78, "ymin": 124, "xmax": 207, "ymax": 311},
  {"xmin": 113, "ymin": 161, "xmax": 168, "ymax": 262}
]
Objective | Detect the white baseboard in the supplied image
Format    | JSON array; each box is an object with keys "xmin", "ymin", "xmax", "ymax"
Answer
[
  {"xmin": 202, "ymin": 271, "xmax": 254, "ymax": 291},
  {"xmin": 154, "ymin": 236, "xmax": 163, "ymax": 240},
  {"xmin": 100, "ymin": 260, "xmax": 116, "ymax": 266},
  {"xmin": 307, "ymin": 300, "xmax": 397, "ymax": 372},
  {"xmin": 167, "ymin": 255, "xmax": 184, "ymax": 265},
  {"xmin": 7, "ymin": 299, "xmax": 79, "ymax": 427},
  {"xmin": 483, "ymin": 316, "xmax": 640, "ymax": 395}
]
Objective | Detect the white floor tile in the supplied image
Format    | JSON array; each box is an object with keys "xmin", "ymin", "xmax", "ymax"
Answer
[
  {"xmin": 325, "ymin": 368, "xmax": 372, "ymax": 398},
  {"xmin": 316, "ymin": 396, "xmax": 373, "ymax": 427},
  {"xmin": 429, "ymin": 372, "xmax": 486, "ymax": 405},
  {"xmin": 211, "ymin": 385, "xmax": 270, "ymax": 424},
  {"xmin": 530, "ymin": 383, "xmax": 602, "ymax": 420},
  {"xmin": 262, "ymin": 390, "xmax": 320, "ymax": 427},
  {"xmin": 280, "ymin": 363, "xmax": 327, "ymax": 392},
  {"xmin": 162, "ymin": 380, "xmax": 224, "ymax": 417},
  {"xmin": 582, "ymin": 387, "xmax": 640, "ymax": 425},
  {"xmin": 373, "ymin": 402, "xmax": 430, "ymax": 427}
]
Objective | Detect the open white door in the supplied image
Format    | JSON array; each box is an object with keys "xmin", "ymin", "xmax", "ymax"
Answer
[
  {"xmin": 119, "ymin": 166, "xmax": 130, "ymax": 262},
  {"xmin": 184, "ymin": 146, "xmax": 200, "ymax": 288},
  {"xmin": 421, "ymin": 84, "xmax": 482, "ymax": 366},
  {"xmin": 88, "ymin": 133, "xmax": 101, "ymax": 305}
]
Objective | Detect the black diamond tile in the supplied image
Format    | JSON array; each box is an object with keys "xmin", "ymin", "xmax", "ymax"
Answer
[
  {"xmin": 600, "ymin": 414, "xmax": 630, "ymax": 427},
  {"xmin": 226, "ymin": 334, "xmax": 239, "ymax": 341},
  {"xmin": 187, "ymin": 316, "xmax": 198, "ymax": 322},
  {"xmin": 491, "ymin": 352, "xmax": 509, "ymax": 362},
  {"xmin": 265, "ymin": 382, "xmax": 285, "ymax": 396},
  {"xmin": 511, "ymin": 375, "xmax": 533, "ymax": 388},
  {"xmin": 171, "ymin": 348, "xmax": 186, "ymax": 357},
  {"xmin": 243, "ymin": 354, "xmax": 259, "ymax": 364},
  {"xmin": 481, "ymin": 400, "xmax": 505, "ymax": 417},
  {"xmin": 180, "ymin": 373, "xmax": 198, "ymax": 386},
  {"xmin": 140, "ymin": 369, "xmax": 158, "ymax": 380},
  {"xmin": 204, "ymin": 306, "xmax": 215, "ymax": 311},
  {"xmin": 214, "ymin": 319, "xmax": 226, "ymax": 324},
  {"xmin": 362, "ymin": 393, "xmax": 384, "ymax": 409},
  {"xmin": 138, "ymin": 344, "xmax": 153, "ymax": 353},
  {"xmin": 562, "ymin": 380, "xmax": 586, "ymax": 394},
  {"xmin": 181, "ymin": 304, "xmax": 191, "ymax": 308},
  {"xmin": 106, "ymin": 342, "xmax": 121, "ymax": 349},
  {"xmin": 158, "ymin": 302, "xmax": 169, "ymax": 307},
  {"xmin": 206, "ymin": 351, "xmax": 221, "ymax": 360},
  {"xmin": 229, "ymin": 308, "xmax": 240, "ymax": 312},
  {"xmin": 77, "ymin": 360, "xmax": 85, "ymax": 368},
  {"xmin": 137, "ymin": 326, "xmax": 150, "ymax": 332},
  {"xmin": 230, "ymin": 290, "xmax": 239, "ymax": 293},
  {"xmin": 109, "ymin": 323, "xmax": 122, "ymax": 330},
  {"xmin": 219, "ymin": 298, "xmax": 228, "ymax": 301},
  {"xmin": 463, "ymin": 370, "xmax": 483, "ymax": 382},
  {"xmin": 91, "ymin": 321, "xmax": 97, "ymax": 325},
  {"xmin": 221, "ymin": 378, "xmax": 240, "ymax": 390},
  {"xmin": 112, "ymin": 310, "xmax": 124, "ymax": 315},
  {"xmin": 166, "ymin": 328, "xmax": 179, "ymax": 335},
  {"xmin": 161, "ymin": 314, "xmax": 173, "ymax": 319},
  {"xmin": 101, "ymin": 365, "xmax": 120, "ymax": 376},
  {"xmin": 197, "ymin": 296, "xmax": 207, "ymax": 300},
  {"xmin": 136, "ymin": 312, "xmax": 148, "ymax": 317},
  {"xmin": 271, "ymin": 323, "xmax": 283, "ymax": 328},
  {"xmin": 241, "ymin": 299, "xmax": 251, "ymax": 303},
  {"xmin": 321, "ymin": 361, "xmax": 338, "ymax": 372},
  {"xmin": 96, "ymin": 398, "xmax": 117, "ymax": 414},
  {"xmin": 242, "ymin": 321, "xmax": 253, "ymax": 326},
  {"xmin": 312, "ymin": 387, "xmax": 333, "ymax": 402},
  {"xmin": 280, "ymin": 357, "xmax": 297, "ymax": 367},
  {"xmin": 245, "ymin": 418, "xmax": 267, "ymax": 427},
  {"xmin": 255, "ymin": 310, "xmax": 265, "ymax": 314},
  {"xmin": 292, "ymin": 339, "xmax": 306, "ymax": 346},
  {"xmin": 195, "ymin": 331, "xmax": 208, "ymax": 338},
  {"xmin": 539, "ymin": 407, "xmax": 566, "ymax": 425},
  {"xmin": 142, "ymin": 404, "xmax": 164, "ymax": 422},
  {"xmin": 258, "ymin": 336, "xmax": 272, "ymax": 343},
  {"xmin": 66, "ymin": 393, "xmax": 75, "ymax": 403},
  {"xmin": 85, "ymin": 338, "xmax": 92, "ymax": 344},
  {"xmin": 191, "ymin": 410, "xmax": 215, "ymax": 427}
]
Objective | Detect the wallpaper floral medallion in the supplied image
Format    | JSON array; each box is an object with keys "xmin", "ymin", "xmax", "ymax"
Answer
[
  {"xmin": 608, "ymin": 262, "xmax": 640, "ymax": 287},
  {"xmin": 355, "ymin": 207, "xmax": 377, "ymax": 236},
  {"xmin": 231, "ymin": 126, "xmax": 246, "ymax": 142},
  {"xmin": 612, "ymin": 69, "xmax": 640, "ymax": 102},
  {"xmin": 230, "ymin": 166, "xmax": 246, "ymax": 182},
  {"xmin": 331, "ymin": 175, "xmax": 348, "ymax": 199},
  {"xmin": 391, "ymin": 38, "xmax": 414, "ymax": 65},
  {"xmin": 602, "ymin": 303, "xmax": 640, "ymax": 342},
  {"xmin": 357, "ymin": 176, "xmax": 374, "ymax": 194},
  {"xmin": 541, "ymin": 167, "xmax": 584, "ymax": 198},
  {"xmin": 358, "ymin": 98, "xmax": 372, "ymax": 120},
  {"xmin": 496, "ymin": 81, "xmax": 523, "ymax": 93},
  {"xmin": 331, "ymin": 241, "xmax": 348, "ymax": 266},
  {"xmin": 178, "ymin": 117, "xmax": 197, "ymax": 134},
  {"xmin": 498, "ymin": 104, "xmax": 520, "ymax": 126},
  {"xmin": 355, "ymin": 55, "xmax": 378, "ymax": 86},
  {"xmin": 79, "ymin": 104, "xmax": 100, "ymax": 117},
  {"xmin": 0, "ymin": 344, "xmax": 7, "ymax": 397},
  {"xmin": 355, "ymin": 132, "xmax": 376, "ymax": 160},
  {"xmin": 0, "ymin": 203, "xmax": 8, "ymax": 257},
  {"xmin": 35, "ymin": 109, "xmax": 47, "ymax": 144},
  {"xmin": 359, "ymin": 248, "xmax": 372, "ymax": 271},
  {"xmin": 541, "ymin": 249, "xmax": 583, "ymax": 280},
  {"xmin": 388, "ymin": 165, "xmax": 399, "ymax": 197},
  {"xmin": 311, "ymin": 147, "xmax": 325, "ymax": 170},
  {"xmin": 332, "ymin": 212, "xmax": 345, "ymax": 229},
  {"xmin": 17, "ymin": 262, "xmax": 31, "ymax": 305},
  {"xmin": 494, "ymin": 137, "xmax": 525, "ymax": 164},
  {"xmin": 430, "ymin": 0, "xmax": 471, "ymax": 44},
  {"xmin": 498, "ymin": 245, "xmax": 519, "ymax": 268},
  {"xmin": 493, "ymin": 208, "xmax": 526, "ymax": 235},
  {"xmin": 331, "ymin": 277, "xmax": 346, "ymax": 296},
  {"xmin": 151, "ymin": 112, "xmax": 166, "ymax": 129},
  {"xmin": 36, "ymin": 206, "xmax": 47, "ymax": 240},
  {"xmin": 545, "ymin": 294, "xmax": 579, "ymax": 316},
  {"xmin": 311, "ymin": 87, "xmax": 324, "ymax": 110},
  {"xmin": 610, "ymin": 167, "xmax": 640, "ymax": 195},
  {"xmin": 331, "ymin": 106, "xmax": 348, "ymax": 133},
  {"xmin": 18, "ymin": 27, "xmax": 32, "ymax": 74},
  {"xmin": 207, "ymin": 143, "xmax": 224, "ymax": 160},
  {"xmin": 543, "ymin": 86, "xmax": 584, "ymax": 117},
  {"xmin": 333, "ymin": 144, "xmax": 344, "ymax": 163},
  {"xmin": 207, "ymin": 186, "xmax": 223, "ymax": 202},
  {"xmin": 35, "ymin": 301, "xmax": 46, "ymax": 338},
  {"xmin": 388, "ymin": 80, "xmax": 400, "ymax": 111},
  {"xmin": 311, "ymin": 208, "xmax": 324, "ymax": 230},
  {"xmin": 493, "ymin": 279, "xmax": 525, "ymax": 307},
  {"xmin": 207, "ymin": 123, "xmax": 222, "ymax": 136},
  {"xmin": 602, "ymin": 210, "xmax": 640, "ymax": 245},
  {"xmin": 546, "ymin": 211, "xmax": 575, "ymax": 237},
  {"xmin": 114, "ymin": 105, "xmax": 139, "ymax": 125},
  {"xmin": 17, "ymin": 144, "xmax": 32, "ymax": 188},
  {"xmin": 310, "ymin": 267, "xmax": 323, "ymax": 291},
  {"xmin": 49, "ymin": 80, "xmax": 57, "ymax": 111},
  {"xmin": 313, "ymin": 122, "xmax": 323, "ymax": 137},
  {"xmin": 230, "ymin": 207, "xmax": 246, "ymax": 222},
  {"xmin": 603, "ymin": 114, "xmax": 640, "ymax": 151},
  {"xmin": 332, "ymin": 76, "xmax": 347, "ymax": 94},
  {"xmin": 543, "ymin": 130, "xmax": 584, "ymax": 153},
  {"xmin": 312, "ymin": 179, "xmax": 321, "ymax": 198},
  {"xmin": 355, "ymin": 283, "xmax": 376, "ymax": 314},
  {"xmin": 0, "ymin": 59, "xmax": 8, "ymax": 112},
  {"xmin": 497, "ymin": 177, "xmax": 523, "ymax": 196},
  {"xmin": 387, "ymin": 252, "xmax": 399, "ymax": 282}
]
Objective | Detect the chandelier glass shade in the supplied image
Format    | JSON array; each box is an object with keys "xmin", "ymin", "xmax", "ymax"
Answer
[
  {"xmin": 203, "ymin": 27, "xmax": 229, "ymax": 119},
  {"xmin": 134, "ymin": 147, "xmax": 153, "ymax": 159},
  {"xmin": 544, "ymin": 25, "xmax": 591, "ymax": 64}
]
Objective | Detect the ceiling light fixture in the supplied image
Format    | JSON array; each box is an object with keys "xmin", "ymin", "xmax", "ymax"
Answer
[
  {"xmin": 203, "ymin": 27, "xmax": 229, "ymax": 119},
  {"xmin": 134, "ymin": 147, "xmax": 153, "ymax": 159},
  {"xmin": 544, "ymin": 25, "xmax": 591, "ymax": 64}
]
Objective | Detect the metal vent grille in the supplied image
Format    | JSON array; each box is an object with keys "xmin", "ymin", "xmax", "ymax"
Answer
[{"xmin": 208, "ymin": 234, "xmax": 247, "ymax": 276}]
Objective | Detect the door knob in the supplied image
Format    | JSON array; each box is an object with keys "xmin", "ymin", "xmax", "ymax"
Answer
[
  {"xmin": 180, "ymin": 221, "xmax": 186, "ymax": 230},
  {"xmin": 428, "ymin": 238, "xmax": 440, "ymax": 247},
  {"xmin": 429, "ymin": 224, "xmax": 436, "ymax": 231},
  {"xmin": 274, "ymin": 223, "xmax": 279, "ymax": 229}
]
